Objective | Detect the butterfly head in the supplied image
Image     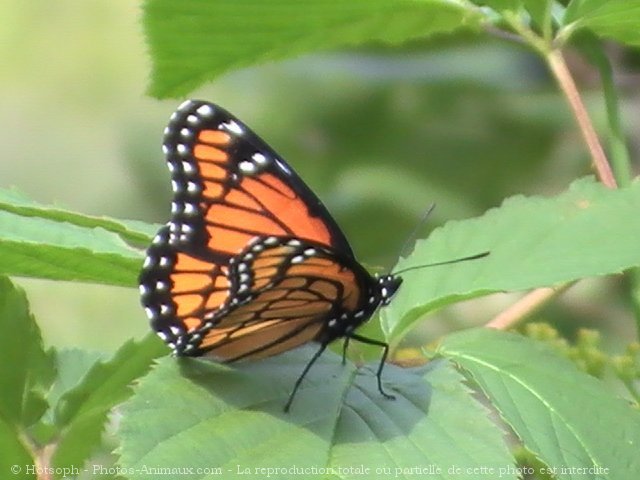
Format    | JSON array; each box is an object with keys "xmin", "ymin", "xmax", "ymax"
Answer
[{"xmin": 375, "ymin": 274, "xmax": 403, "ymax": 306}]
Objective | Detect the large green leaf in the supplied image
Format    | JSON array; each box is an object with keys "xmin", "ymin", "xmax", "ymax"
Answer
[
  {"xmin": 439, "ymin": 329, "xmax": 640, "ymax": 479},
  {"xmin": 383, "ymin": 178, "xmax": 640, "ymax": 343},
  {"xmin": 143, "ymin": 0, "xmax": 483, "ymax": 97},
  {"xmin": 119, "ymin": 348, "xmax": 515, "ymax": 479},
  {"xmin": 0, "ymin": 209, "xmax": 143, "ymax": 286},
  {"xmin": 0, "ymin": 188, "xmax": 157, "ymax": 246},
  {"xmin": 564, "ymin": 0, "xmax": 640, "ymax": 46}
]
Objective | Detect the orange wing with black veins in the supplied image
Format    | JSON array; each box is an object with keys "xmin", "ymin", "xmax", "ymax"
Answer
[{"xmin": 139, "ymin": 100, "xmax": 363, "ymax": 357}]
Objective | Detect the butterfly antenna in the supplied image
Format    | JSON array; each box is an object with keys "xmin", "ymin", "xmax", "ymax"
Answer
[
  {"xmin": 393, "ymin": 251, "xmax": 490, "ymax": 276},
  {"xmin": 396, "ymin": 203, "xmax": 437, "ymax": 259}
]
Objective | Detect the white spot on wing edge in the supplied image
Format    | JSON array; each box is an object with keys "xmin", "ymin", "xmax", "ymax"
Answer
[
  {"xmin": 182, "ymin": 161, "xmax": 195, "ymax": 174},
  {"xmin": 156, "ymin": 331, "xmax": 169, "ymax": 341},
  {"xmin": 222, "ymin": 120, "xmax": 243, "ymax": 135},
  {"xmin": 177, "ymin": 100, "xmax": 194, "ymax": 111},
  {"xmin": 176, "ymin": 144, "xmax": 189, "ymax": 155},
  {"xmin": 275, "ymin": 159, "xmax": 292, "ymax": 175},
  {"xmin": 196, "ymin": 104, "xmax": 214, "ymax": 117},
  {"xmin": 239, "ymin": 161, "xmax": 256, "ymax": 174},
  {"xmin": 252, "ymin": 152, "xmax": 268, "ymax": 165}
]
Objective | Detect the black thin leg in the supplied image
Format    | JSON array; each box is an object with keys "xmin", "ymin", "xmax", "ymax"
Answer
[
  {"xmin": 284, "ymin": 343, "xmax": 328, "ymax": 412},
  {"xmin": 346, "ymin": 333, "xmax": 395, "ymax": 400},
  {"xmin": 341, "ymin": 337, "xmax": 350, "ymax": 365}
]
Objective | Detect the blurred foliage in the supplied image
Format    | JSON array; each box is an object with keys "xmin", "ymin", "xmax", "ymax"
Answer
[{"xmin": 522, "ymin": 322, "xmax": 640, "ymax": 405}]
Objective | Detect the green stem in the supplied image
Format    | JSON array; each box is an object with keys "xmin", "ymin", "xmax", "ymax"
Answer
[{"xmin": 503, "ymin": 11, "xmax": 550, "ymax": 56}]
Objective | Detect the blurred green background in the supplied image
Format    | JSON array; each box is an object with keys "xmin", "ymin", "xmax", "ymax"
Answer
[{"xmin": 1, "ymin": 0, "xmax": 638, "ymax": 354}]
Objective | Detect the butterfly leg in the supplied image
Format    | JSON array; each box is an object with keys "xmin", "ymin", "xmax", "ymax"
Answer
[
  {"xmin": 284, "ymin": 342, "xmax": 328, "ymax": 412},
  {"xmin": 341, "ymin": 337, "xmax": 350, "ymax": 365},
  {"xmin": 346, "ymin": 333, "xmax": 396, "ymax": 401}
]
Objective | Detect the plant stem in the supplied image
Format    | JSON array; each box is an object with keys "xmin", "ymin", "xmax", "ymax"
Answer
[
  {"xmin": 546, "ymin": 50, "xmax": 617, "ymax": 188},
  {"xmin": 578, "ymin": 39, "xmax": 640, "ymax": 336},
  {"xmin": 486, "ymin": 286, "xmax": 569, "ymax": 330},
  {"xmin": 596, "ymin": 55, "xmax": 640, "ymax": 334}
]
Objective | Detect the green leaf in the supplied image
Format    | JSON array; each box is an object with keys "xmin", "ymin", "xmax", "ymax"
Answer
[
  {"xmin": 0, "ymin": 209, "xmax": 143, "ymax": 286},
  {"xmin": 30, "ymin": 349, "xmax": 106, "ymax": 446},
  {"xmin": 438, "ymin": 329, "xmax": 640, "ymax": 479},
  {"xmin": 119, "ymin": 348, "xmax": 516, "ymax": 479},
  {"xmin": 522, "ymin": 0, "xmax": 552, "ymax": 28},
  {"xmin": 42, "ymin": 349, "xmax": 106, "ymax": 425},
  {"xmin": 143, "ymin": 0, "xmax": 483, "ymax": 98},
  {"xmin": 51, "ymin": 335, "xmax": 168, "ymax": 473},
  {"xmin": 0, "ymin": 187, "xmax": 157, "ymax": 246},
  {"xmin": 564, "ymin": 0, "xmax": 640, "ymax": 46},
  {"xmin": 0, "ymin": 416, "xmax": 35, "ymax": 479},
  {"xmin": 0, "ymin": 277, "xmax": 54, "ymax": 427},
  {"xmin": 472, "ymin": 1, "xmax": 551, "ymax": 36},
  {"xmin": 383, "ymin": 177, "xmax": 640, "ymax": 343}
]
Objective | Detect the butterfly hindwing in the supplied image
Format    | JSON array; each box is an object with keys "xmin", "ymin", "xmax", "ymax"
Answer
[{"xmin": 187, "ymin": 236, "xmax": 369, "ymax": 360}]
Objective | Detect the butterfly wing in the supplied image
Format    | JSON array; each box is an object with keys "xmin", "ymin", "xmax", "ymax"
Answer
[{"xmin": 140, "ymin": 100, "xmax": 369, "ymax": 359}]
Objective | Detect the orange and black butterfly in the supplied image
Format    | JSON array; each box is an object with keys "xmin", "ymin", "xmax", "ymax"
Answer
[{"xmin": 139, "ymin": 100, "xmax": 402, "ymax": 410}]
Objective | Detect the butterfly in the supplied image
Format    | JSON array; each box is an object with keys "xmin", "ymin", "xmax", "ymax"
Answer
[{"xmin": 139, "ymin": 100, "xmax": 402, "ymax": 411}]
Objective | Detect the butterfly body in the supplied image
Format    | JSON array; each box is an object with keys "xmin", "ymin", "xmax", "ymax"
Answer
[{"xmin": 139, "ymin": 100, "xmax": 401, "ymax": 408}]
